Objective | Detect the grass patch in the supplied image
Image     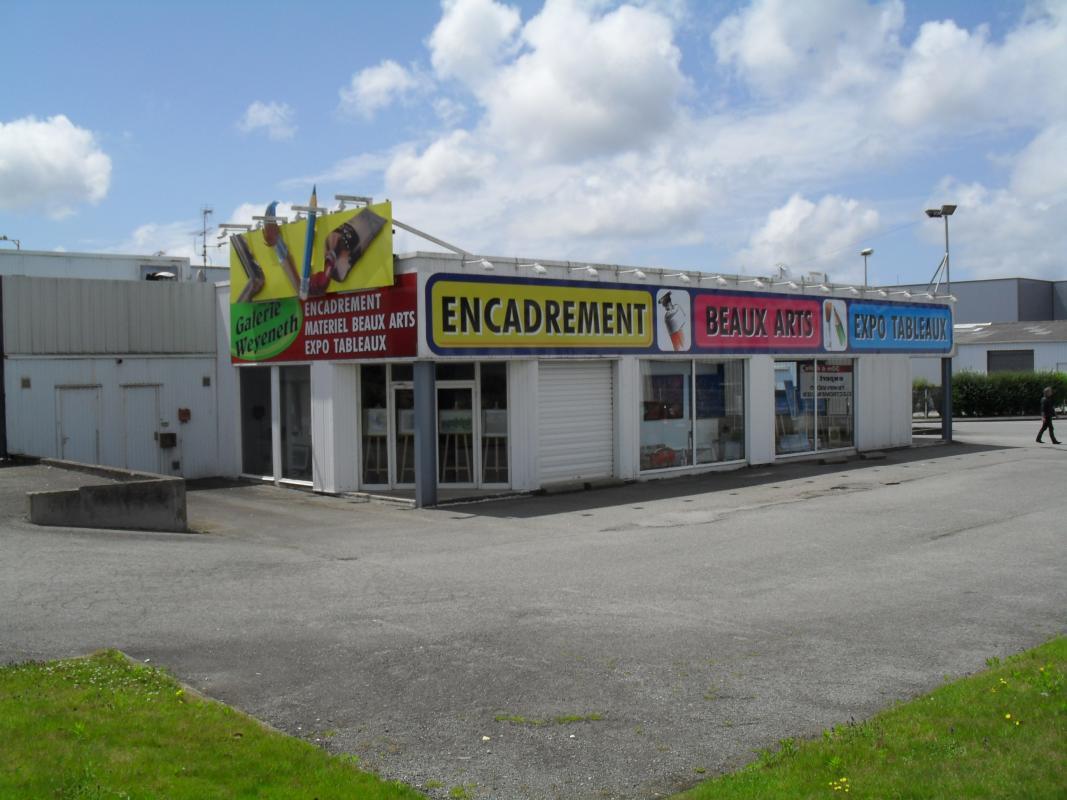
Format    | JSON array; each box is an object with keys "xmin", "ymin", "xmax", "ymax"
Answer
[
  {"xmin": 675, "ymin": 637, "xmax": 1066, "ymax": 799},
  {"xmin": 0, "ymin": 650, "xmax": 424, "ymax": 800}
]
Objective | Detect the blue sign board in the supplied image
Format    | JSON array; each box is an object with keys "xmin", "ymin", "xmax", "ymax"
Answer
[{"xmin": 847, "ymin": 301, "xmax": 952, "ymax": 353}]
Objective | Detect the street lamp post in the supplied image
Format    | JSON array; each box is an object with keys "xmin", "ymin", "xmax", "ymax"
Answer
[
  {"xmin": 860, "ymin": 247, "xmax": 873, "ymax": 288},
  {"xmin": 0, "ymin": 235, "xmax": 21, "ymax": 250},
  {"xmin": 925, "ymin": 204, "xmax": 957, "ymax": 442}
]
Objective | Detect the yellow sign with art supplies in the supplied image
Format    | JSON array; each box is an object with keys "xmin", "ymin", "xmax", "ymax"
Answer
[
  {"xmin": 428, "ymin": 275, "xmax": 654, "ymax": 353},
  {"xmin": 229, "ymin": 199, "xmax": 392, "ymax": 303}
]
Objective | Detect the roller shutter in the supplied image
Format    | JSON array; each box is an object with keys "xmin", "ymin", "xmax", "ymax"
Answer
[{"xmin": 538, "ymin": 360, "xmax": 615, "ymax": 485}]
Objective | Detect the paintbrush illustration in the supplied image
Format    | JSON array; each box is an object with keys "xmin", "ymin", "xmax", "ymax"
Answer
[{"xmin": 263, "ymin": 201, "xmax": 300, "ymax": 294}]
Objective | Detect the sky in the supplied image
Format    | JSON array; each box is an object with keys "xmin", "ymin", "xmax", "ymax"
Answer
[{"xmin": 1, "ymin": 0, "xmax": 1065, "ymax": 287}]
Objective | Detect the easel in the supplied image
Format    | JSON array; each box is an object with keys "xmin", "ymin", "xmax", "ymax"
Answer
[{"xmin": 440, "ymin": 432, "xmax": 472, "ymax": 483}]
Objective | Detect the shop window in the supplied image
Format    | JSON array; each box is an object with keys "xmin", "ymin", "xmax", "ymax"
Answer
[
  {"xmin": 816, "ymin": 360, "xmax": 854, "ymax": 450},
  {"xmin": 640, "ymin": 360, "xmax": 746, "ymax": 471},
  {"xmin": 437, "ymin": 362, "xmax": 476, "ymax": 381},
  {"xmin": 391, "ymin": 364, "xmax": 413, "ymax": 382},
  {"xmin": 394, "ymin": 387, "xmax": 416, "ymax": 484},
  {"xmin": 280, "ymin": 366, "xmax": 312, "ymax": 481},
  {"xmin": 239, "ymin": 367, "xmax": 272, "ymax": 476},
  {"xmin": 781, "ymin": 362, "xmax": 810, "ymax": 454},
  {"xmin": 438, "ymin": 386, "xmax": 474, "ymax": 484},
  {"xmin": 695, "ymin": 361, "xmax": 745, "ymax": 463},
  {"xmin": 480, "ymin": 362, "xmax": 508, "ymax": 483},
  {"xmin": 776, "ymin": 359, "xmax": 854, "ymax": 455},
  {"xmin": 361, "ymin": 364, "xmax": 388, "ymax": 484},
  {"xmin": 640, "ymin": 361, "xmax": 692, "ymax": 470}
]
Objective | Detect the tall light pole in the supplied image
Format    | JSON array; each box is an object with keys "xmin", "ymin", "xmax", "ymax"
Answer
[
  {"xmin": 925, "ymin": 204, "xmax": 956, "ymax": 293},
  {"xmin": 926, "ymin": 203, "xmax": 957, "ymax": 442},
  {"xmin": 860, "ymin": 247, "xmax": 873, "ymax": 288}
]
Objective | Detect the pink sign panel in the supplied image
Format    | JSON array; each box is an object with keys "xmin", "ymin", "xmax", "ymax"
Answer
[{"xmin": 693, "ymin": 292, "xmax": 823, "ymax": 351}]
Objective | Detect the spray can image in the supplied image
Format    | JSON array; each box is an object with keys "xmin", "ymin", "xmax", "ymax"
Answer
[{"xmin": 660, "ymin": 291, "xmax": 687, "ymax": 351}]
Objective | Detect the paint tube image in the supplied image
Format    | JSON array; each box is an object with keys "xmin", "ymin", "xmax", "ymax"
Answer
[
  {"xmin": 823, "ymin": 300, "xmax": 848, "ymax": 350},
  {"xmin": 660, "ymin": 291, "xmax": 688, "ymax": 351}
]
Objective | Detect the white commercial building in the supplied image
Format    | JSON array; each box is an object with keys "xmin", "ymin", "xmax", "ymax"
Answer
[
  {"xmin": 219, "ymin": 253, "xmax": 953, "ymax": 503},
  {"xmin": 2, "ymin": 275, "xmax": 221, "ymax": 477}
]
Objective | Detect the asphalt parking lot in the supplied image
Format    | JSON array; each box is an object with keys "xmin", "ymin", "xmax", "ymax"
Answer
[{"xmin": 2, "ymin": 421, "xmax": 1064, "ymax": 799}]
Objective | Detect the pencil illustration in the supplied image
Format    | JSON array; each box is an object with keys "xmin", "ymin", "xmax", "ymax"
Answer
[{"xmin": 299, "ymin": 185, "xmax": 318, "ymax": 300}]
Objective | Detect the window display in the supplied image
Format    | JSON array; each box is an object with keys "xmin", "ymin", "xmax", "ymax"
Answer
[
  {"xmin": 640, "ymin": 359, "xmax": 745, "ymax": 471},
  {"xmin": 361, "ymin": 364, "xmax": 388, "ymax": 484},
  {"xmin": 480, "ymin": 362, "xmax": 508, "ymax": 484},
  {"xmin": 776, "ymin": 359, "xmax": 854, "ymax": 455},
  {"xmin": 775, "ymin": 361, "xmax": 814, "ymax": 454},
  {"xmin": 695, "ymin": 361, "xmax": 745, "ymax": 463},
  {"xmin": 815, "ymin": 360, "xmax": 854, "ymax": 449},
  {"xmin": 640, "ymin": 361, "xmax": 691, "ymax": 469},
  {"xmin": 438, "ymin": 386, "xmax": 473, "ymax": 483}
]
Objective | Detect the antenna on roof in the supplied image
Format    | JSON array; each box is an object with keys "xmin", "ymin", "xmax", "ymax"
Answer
[{"xmin": 200, "ymin": 206, "xmax": 213, "ymax": 272}]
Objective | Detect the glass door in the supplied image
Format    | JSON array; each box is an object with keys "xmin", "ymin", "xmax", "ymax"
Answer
[
  {"xmin": 437, "ymin": 384, "xmax": 476, "ymax": 486},
  {"xmin": 392, "ymin": 385, "xmax": 415, "ymax": 486},
  {"xmin": 775, "ymin": 360, "xmax": 815, "ymax": 455},
  {"xmin": 280, "ymin": 365, "xmax": 312, "ymax": 482}
]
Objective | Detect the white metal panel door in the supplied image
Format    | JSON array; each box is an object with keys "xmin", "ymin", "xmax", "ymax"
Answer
[
  {"xmin": 538, "ymin": 361, "xmax": 614, "ymax": 484},
  {"xmin": 56, "ymin": 386, "xmax": 100, "ymax": 464},
  {"xmin": 123, "ymin": 385, "xmax": 162, "ymax": 473}
]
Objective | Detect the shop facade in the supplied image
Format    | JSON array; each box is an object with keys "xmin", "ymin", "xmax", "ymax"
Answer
[{"xmin": 219, "ymin": 251, "xmax": 953, "ymax": 503}]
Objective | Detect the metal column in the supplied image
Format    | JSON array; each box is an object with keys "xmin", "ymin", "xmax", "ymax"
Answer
[
  {"xmin": 413, "ymin": 361, "xmax": 437, "ymax": 508},
  {"xmin": 941, "ymin": 357, "xmax": 953, "ymax": 442}
]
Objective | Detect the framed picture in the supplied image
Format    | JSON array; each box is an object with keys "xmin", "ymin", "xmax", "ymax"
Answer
[
  {"xmin": 364, "ymin": 407, "xmax": 387, "ymax": 436},
  {"xmin": 483, "ymin": 409, "xmax": 508, "ymax": 436},
  {"xmin": 439, "ymin": 409, "xmax": 472, "ymax": 434}
]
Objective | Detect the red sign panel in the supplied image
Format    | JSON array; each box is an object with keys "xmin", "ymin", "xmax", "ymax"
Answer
[
  {"xmin": 693, "ymin": 292, "xmax": 823, "ymax": 352},
  {"xmin": 231, "ymin": 272, "xmax": 417, "ymax": 363}
]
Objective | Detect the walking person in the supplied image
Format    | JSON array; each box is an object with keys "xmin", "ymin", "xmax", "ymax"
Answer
[{"xmin": 1036, "ymin": 386, "xmax": 1060, "ymax": 444}]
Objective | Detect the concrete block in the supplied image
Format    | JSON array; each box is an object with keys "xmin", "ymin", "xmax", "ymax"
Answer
[{"xmin": 28, "ymin": 472, "xmax": 188, "ymax": 533}]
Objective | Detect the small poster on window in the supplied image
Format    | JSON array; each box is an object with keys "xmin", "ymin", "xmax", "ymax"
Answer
[{"xmin": 643, "ymin": 374, "xmax": 685, "ymax": 420}]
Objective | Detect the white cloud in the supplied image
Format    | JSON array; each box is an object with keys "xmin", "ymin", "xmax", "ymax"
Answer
[
  {"xmin": 0, "ymin": 115, "xmax": 111, "ymax": 218},
  {"xmin": 295, "ymin": 2, "xmax": 1067, "ymax": 275},
  {"xmin": 237, "ymin": 101, "xmax": 296, "ymax": 140},
  {"xmin": 926, "ymin": 124, "xmax": 1067, "ymax": 280},
  {"xmin": 482, "ymin": 0, "xmax": 686, "ymax": 161},
  {"xmin": 736, "ymin": 194, "xmax": 881, "ymax": 282},
  {"xmin": 112, "ymin": 221, "xmax": 211, "ymax": 264},
  {"xmin": 280, "ymin": 153, "xmax": 389, "ymax": 189},
  {"xmin": 433, "ymin": 97, "xmax": 467, "ymax": 127},
  {"xmin": 886, "ymin": 8, "xmax": 1067, "ymax": 130},
  {"xmin": 713, "ymin": 0, "xmax": 905, "ymax": 97},
  {"xmin": 226, "ymin": 201, "xmax": 299, "ymax": 227},
  {"xmin": 109, "ymin": 202, "xmax": 301, "ymax": 268},
  {"xmin": 339, "ymin": 60, "xmax": 422, "ymax": 118},
  {"xmin": 429, "ymin": 0, "xmax": 521, "ymax": 89},
  {"xmin": 385, "ymin": 130, "xmax": 496, "ymax": 195},
  {"xmin": 1010, "ymin": 123, "xmax": 1067, "ymax": 199}
]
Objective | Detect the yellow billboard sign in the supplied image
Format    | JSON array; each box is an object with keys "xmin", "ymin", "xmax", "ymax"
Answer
[
  {"xmin": 428, "ymin": 276, "xmax": 654, "ymax": 353},
  {"xmin": 229, "ymin": 200, "xmax": 393, "ymax": 303}
]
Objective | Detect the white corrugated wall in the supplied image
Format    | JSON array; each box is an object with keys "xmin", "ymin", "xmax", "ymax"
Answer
[{"xmin": 3, "ymin": 276, "xmax": 215, "ymax": 355}]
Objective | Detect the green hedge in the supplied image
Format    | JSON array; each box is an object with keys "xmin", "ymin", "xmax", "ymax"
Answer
[{"xmin": 921, "ymin": 371, "xmax": 1067, "ymax": 417}]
